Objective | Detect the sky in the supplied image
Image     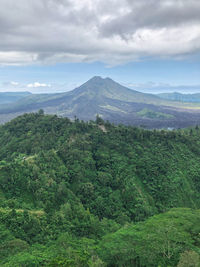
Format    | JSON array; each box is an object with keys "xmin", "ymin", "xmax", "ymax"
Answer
[{"xmin": 0, "ymin": 0, "xmax": 200, "ymax": 94}]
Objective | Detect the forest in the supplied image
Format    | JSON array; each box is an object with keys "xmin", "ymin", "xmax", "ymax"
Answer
[{"xmin": 0, "ymin": 111, "xmax": 200, "ymax": 266}]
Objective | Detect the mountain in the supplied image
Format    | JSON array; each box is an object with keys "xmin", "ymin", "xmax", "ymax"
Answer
[
  {"xmin": 1, "ymin": 77, "xmax": 200, "ymax": 128},
  {"xmin": 158, "ymin": 92, "xmax": 200, "ymax": 102},
  {"xmin": 0, "ymin": 92, "xmax": 31, "ymax": 104}
]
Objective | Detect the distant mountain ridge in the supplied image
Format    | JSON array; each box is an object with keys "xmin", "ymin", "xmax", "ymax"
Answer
[
  {"xmin": 0, "ymin": 92, "xmax": 31, "ymax": 104},
  {"xmin": 158, "ymin": 92, "xmax": 200, "ymax": 103},
  {"xmin": 0, "ymin": 76, "xmax": 174, "ymax": 113},
  {"xmin": 1, "ymin": 77, "xmax": 200, "ymax": 128}
]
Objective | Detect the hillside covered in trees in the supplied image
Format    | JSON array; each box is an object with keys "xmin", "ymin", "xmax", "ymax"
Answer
[{"xmin": 0, "ymin": 112, "xmax": 200, "ymax": 266}]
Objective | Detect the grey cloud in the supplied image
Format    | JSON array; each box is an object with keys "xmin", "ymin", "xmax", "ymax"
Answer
[
  {"xmin": 100, "ymin": 0, "xmax": 200, "ymax": 37},
  {"xmin": 0, "ymin": 0, "xmax": 200, "ymax": 65}
]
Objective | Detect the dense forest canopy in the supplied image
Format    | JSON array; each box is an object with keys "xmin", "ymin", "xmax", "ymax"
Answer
[{"xmin": 0, "ymin": 111, "xmax": 200, "ymax": 266}]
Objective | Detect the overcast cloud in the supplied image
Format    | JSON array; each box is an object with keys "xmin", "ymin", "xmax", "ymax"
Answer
[{"xmin": 0, "ymin": 0, "xmax": 200, "ymax": 65}]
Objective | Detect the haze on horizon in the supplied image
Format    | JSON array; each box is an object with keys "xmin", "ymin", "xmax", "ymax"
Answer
[{"xmin": 0, "ymin": 0, "xmax": 200, "ymax": 94}]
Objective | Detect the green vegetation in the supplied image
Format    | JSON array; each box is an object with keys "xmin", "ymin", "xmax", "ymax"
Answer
[
  {"xmin": 0, "ymin": 112, "xmax": 200, "ymax": 266},
  {"xmin": 137, "ymin": 108, "xmax": 174, "ymax": 119}
]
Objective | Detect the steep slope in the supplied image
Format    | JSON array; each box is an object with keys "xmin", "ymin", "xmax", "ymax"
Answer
[
  {"xmin": 0, "ymin": 76, "xmax": 170, "ymax": 113},
  {"xmin": 1, "ymin": 77, "xmax": 200, "ymax": 128},
  {"xmin": 0, "ymin": 113, "xmax": 200, "ymax": 266},
  {"xmin": 0, "ymin": 113, "xmax": 200, "ymax": 215}
]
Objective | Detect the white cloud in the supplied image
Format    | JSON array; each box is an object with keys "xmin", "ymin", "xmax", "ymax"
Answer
[
  {"xmin": 27, "ymin": 82, "xmax": 51, "ymax": 88},
  {"xmin": 0, "ymin": 0, "xmax": 200, "ymax": 65},
  {"xmin": 10, "ymin": 81, "xmax": 19, "ymax": 86}
]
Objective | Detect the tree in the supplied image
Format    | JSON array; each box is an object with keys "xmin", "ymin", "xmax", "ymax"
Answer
[
  {"xmin": 177, "ymin": 250, "xmax": 200, "ymax": 267},
  {"xmin": 38, "ymin": 109, "xmax": 44, "ymax": 115}
]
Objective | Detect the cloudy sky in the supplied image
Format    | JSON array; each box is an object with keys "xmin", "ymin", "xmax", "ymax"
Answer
[{"xmin": 0, "ymin": 0, "xmax": 200, "ymax": 93}]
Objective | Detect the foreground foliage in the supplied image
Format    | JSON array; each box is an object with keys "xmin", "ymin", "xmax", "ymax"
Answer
[{"xmin": 0, "ymin": 112, "xmax": 200, "ymax": 266}]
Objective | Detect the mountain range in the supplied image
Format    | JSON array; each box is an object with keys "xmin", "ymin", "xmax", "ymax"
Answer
[
  {"xmin": 0, "ymin": 92, "xmax": 31, "ymax": 105},
  {"xmin": 158, "ymin": 92, "xmax": 200, "ymax": 102},
  {"xmin": 1, "ymin": 76, "xmax": 200, "ymax": 128}
]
